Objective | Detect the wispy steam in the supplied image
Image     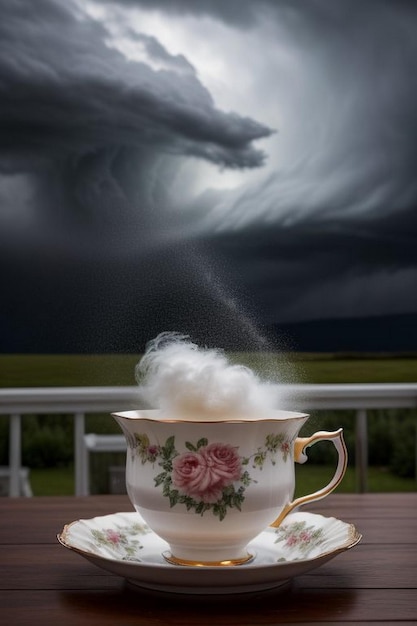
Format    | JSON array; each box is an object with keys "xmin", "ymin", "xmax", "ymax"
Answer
[{"xmin": 136, "ymin": 332, "xmax": 280, "ymax": 418}]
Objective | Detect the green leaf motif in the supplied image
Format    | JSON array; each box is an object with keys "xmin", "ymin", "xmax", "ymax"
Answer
[
  {"xmin": 213, "ymin": 502, "xmax": 227, "ymax": 521},
  {"xmin": 265, "ymin": 433, "xmax": 285, "ymax": 453},
  {"xmin": 162, "ymin": 435, "xmax": 176, "ymax": 460},
  {"xmin": 169, "ymin": 489, "xmax": 179, "ymax": 507},
  {"xmin": 162, "ymin": 476, "xmax": 172, "ymax": 497},
  {"xmin": 135, "ymin": 433, "xmax": 150, "ymax": 448},
  {"xmin": 179, "ymin": 494, "xmax": 195, "ymax": 510},
  {"xmin": 232, "ymin": 497, "xmax": 242, "ymax": 511},
  {"xmin": 253, "ymin": 451, "xmax": 267, "ymax": 468},
  {"xmin": 154, "ymin": 472, "xmax": 166, "ymax": 487}
]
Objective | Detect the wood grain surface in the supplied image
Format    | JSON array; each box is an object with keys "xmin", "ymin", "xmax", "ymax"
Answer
[{"xmin": 1, "ymin": 493, "xmax": 416, "ymax": 625}]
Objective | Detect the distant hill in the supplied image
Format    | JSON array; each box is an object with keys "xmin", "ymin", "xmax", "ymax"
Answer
[{"xmin": 270, "ymin": 313, "xmax": 417, "ymax": 353}]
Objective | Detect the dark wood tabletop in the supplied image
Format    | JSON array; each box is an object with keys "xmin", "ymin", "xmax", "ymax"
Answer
[{"xmin": 1, "ymin": 493, "xmax": 416, "ymax": 625}]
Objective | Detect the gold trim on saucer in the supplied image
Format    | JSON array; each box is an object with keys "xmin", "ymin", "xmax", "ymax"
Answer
[{"xmin": 162, "ymin": 551, "xmax": 255, "ymax": 567}]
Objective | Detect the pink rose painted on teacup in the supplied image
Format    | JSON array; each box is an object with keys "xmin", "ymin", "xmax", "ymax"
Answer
[{"xmin": 172, "ymin": 443, "xmax": 242, "ymax": 503}]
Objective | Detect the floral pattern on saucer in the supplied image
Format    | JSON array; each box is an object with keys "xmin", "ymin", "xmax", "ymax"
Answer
[
  {"xmin": 58, "ymin": 510, "xmax": 362, "ymax": 595},
  {"xmin": 59, "ymin": 514, "xmax": 151, "ymax": 562},
  {"xmin": 274, "ymin": 520, "xmax": 325, "ymax": 559},
  {"xmin": 90, "ymin": 523, "xmax": 148, "ymax": 561}
]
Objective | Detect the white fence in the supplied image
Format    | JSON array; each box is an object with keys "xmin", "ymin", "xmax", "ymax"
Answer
[{"xmin": 1, "ymin": 383, "xmax": 417, "ymax": 497}]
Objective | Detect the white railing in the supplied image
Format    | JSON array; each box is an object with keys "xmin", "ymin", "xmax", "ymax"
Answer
[{"xmin": 1, "ymin": 383, "xmax": 417, "ymax": 496}]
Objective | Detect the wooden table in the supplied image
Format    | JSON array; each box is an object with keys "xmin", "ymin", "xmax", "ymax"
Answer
[{"xmin": 1, "ymin": 493, "xmax": 416, "ymax": 625}]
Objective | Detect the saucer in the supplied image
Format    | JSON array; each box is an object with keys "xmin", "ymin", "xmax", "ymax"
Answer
[{"xmin": 58, "ymin": 510, "xmax": 361, "ymax": 595}]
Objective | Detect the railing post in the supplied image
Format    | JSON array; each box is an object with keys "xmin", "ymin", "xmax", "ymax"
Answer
[
  {"xmin": 9, "ymin": 414, "xmax": 22, "ymax": 497},
  {"xmin": 415, "ymin": 414, "xmax": 417, "ymax": 483},
  {"xmin": 355, "ymin": 409, "xmax": 368, "ymax": 493},
  {"xmin": 74, "ymin": 412, "xmax": 87, "ymax": 496}
]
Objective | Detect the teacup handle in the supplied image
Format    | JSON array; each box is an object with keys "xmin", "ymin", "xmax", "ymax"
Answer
[{"xmin": 270, "ymin": 429, "xmax": 348, "ymax": 528}]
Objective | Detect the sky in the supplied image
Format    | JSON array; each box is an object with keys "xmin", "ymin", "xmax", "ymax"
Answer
[{"xmin": 1, "ymin": 0, "xmax": 417, "ymax": 353}]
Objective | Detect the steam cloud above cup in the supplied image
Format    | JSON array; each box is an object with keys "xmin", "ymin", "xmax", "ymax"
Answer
[{"xmin": 135, "ymin": 332, "xmax": 280, "ymax": 419}]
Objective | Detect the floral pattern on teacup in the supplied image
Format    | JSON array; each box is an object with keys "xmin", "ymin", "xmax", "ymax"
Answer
[
  {"xmin": 132, "ymin": 433, "xmax": 293, "ymax": 520},
  {"xmin": 172, "ymin": 442, "xmax": 242, "ymax": 503},
  {"xmin": 91, "ymin": 522, "xmax": 149, "ymax": 561},
  {"xmin": 274, "ymin": 520, "xmax": 325, "ymax": 559}
]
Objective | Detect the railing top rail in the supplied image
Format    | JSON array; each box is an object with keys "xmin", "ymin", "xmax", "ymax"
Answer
[
  {"xmin": 0, "ymin": 386, "xmax": 140, "ymax": 414},
  {"xmin": 1, "ymin": 383, "xmax": 417, "ymax": 413}
]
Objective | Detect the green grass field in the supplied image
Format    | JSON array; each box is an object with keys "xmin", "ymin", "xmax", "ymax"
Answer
[{"xmin": 2, "ymin": 352, "xmax": 417, "ymax": 387}]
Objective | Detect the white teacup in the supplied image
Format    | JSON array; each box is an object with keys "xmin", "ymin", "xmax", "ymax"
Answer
[{"xmin": 112, "ymin": 410, "xmax": 347, "ymax": 566}]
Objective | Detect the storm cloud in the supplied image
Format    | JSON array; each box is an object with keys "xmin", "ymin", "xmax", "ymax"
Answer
[
  {"xmin": 0, "ymin": 0, "xmax": 272, "ymax": 254},
  {"xmin": 1, "ymin": 0, "xmax": 417, "ymax": 353},
  {"xmin": 0, "ymin": 1, "xmax": 272, "ymax": 167},
  {"xmin": 183, "ymin": 0, "xmax": 417, "ymax": 323}
]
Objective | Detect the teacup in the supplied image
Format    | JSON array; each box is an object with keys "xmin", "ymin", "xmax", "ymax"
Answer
[{"xmin": 112, "ymin": 410, "xmax": 347, "ymax": 566}]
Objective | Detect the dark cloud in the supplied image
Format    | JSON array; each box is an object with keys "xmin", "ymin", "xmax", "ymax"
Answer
[
  {"xmin": 0, "ymin": 0, "xmax": 278, "ymax": 282},
  {"xmin": 0, "ymin": 0, "xmax": 276, "ymax": 353},
  {"xmin": 96, "ymin": 0, "xmax": 417, "ymax": 34},
  {"xmin": 0, "ymin": 0, "xmax": 272, "ymax": 249},
  {"xmin": 173, "ymin": 0, "xmax": 417, "ymax": 328},
  {"xmin": 0, "ymin": 1, "xmax": 271, "ymax": 168},
  {"xmin": 1, "ymin": 0, "xmax": 417, "ymax": 353},
  {"xmin": 95, "ymin": 0, "xmax": 263, "ymax": 27},
  {"xmin": 209, "ymin": 205, "xmax": 417, "ymax": 325}
]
